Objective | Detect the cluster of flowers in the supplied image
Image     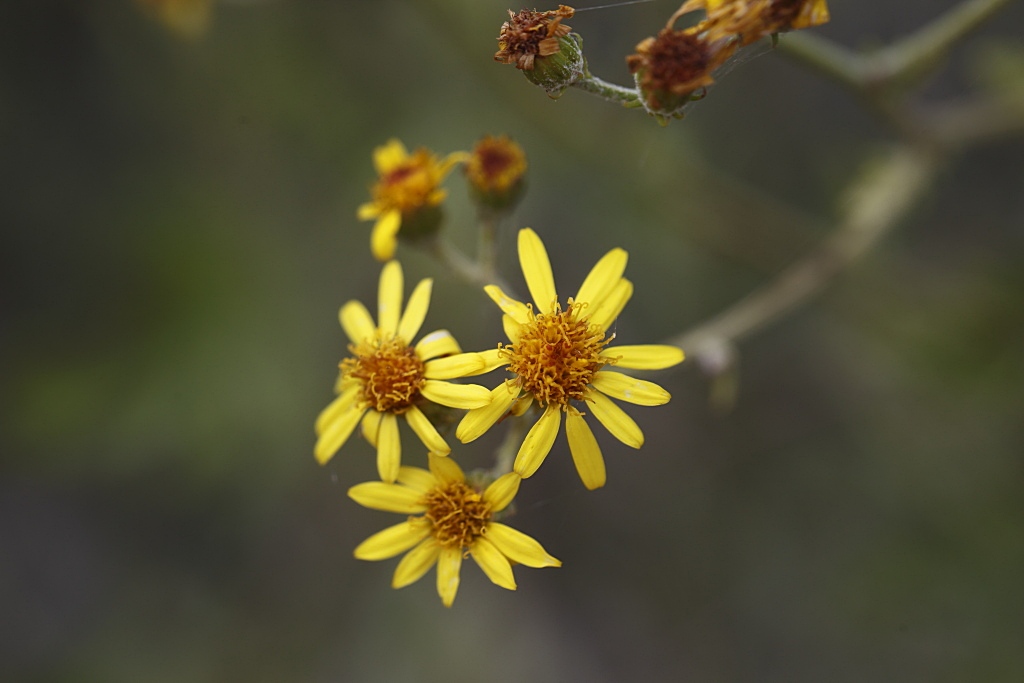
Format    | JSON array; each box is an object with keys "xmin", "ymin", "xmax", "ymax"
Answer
[
  {"xmin": 496, "ymin": 1, "xmax": 829, "ymax": 118},
  {"xmin": 318, "ymin": 136, "xmax": 684, "ymax": 605}
]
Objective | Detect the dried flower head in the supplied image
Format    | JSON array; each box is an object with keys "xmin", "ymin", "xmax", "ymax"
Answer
[
  {"xmin": 495, "ymin": 5, "xmax": 575, "ymax": 71},
  {"xmin": 678, "ymin": 0, "xmax": 830, "ymax": 45}
]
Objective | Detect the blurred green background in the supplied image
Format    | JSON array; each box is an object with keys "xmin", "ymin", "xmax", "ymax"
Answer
[{"xmin": 3, "ymin": 0, "xmax": 1023, "ymax": 681}]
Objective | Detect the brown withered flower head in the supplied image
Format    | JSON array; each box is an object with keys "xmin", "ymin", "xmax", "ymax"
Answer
[
  {"xmin": 495, "ymin": 5, "xmax": 575, "ymax": 71},
  {"xmin": 678, "ymin": 0, "xmax": 830, "ymax": 46},
  {"xmin": 626, "ymin": 23, "xmax": 737, "ymax": 114}
]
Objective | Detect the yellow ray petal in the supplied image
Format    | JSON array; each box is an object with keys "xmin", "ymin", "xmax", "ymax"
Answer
[
  {"xmin": 587, "ymin": 278, "xmax": 633, "ymax": 331},
  {"xmin": 511, "ymin": 393, "xmax": 534, "ymax": 416},
  {"xmin": 403, "ymin": 405, "xmax": 450, "ymax": 455},
  {"xmin": 377, "ymin": 260, "xmax": 403, "ymax": 336},
  {"xmin": 603, "ymin": 344, "xmax": 685, "ymax": 370},
  {"xmin": 315, "ymin": 404, "xmax": 366, "ymax": 464},
  {"xmin": 584, "ymin": 388, "xmax": 644, "ymax": 449},
  {"xmin": 392, "ymin": 537, "xmax": 440, "ymax": 589},
  {"xmin": 575, "ymin": 247, "xmax": 628, "ymax": 305},
  {"xmin": 470, "ymin": 537, "xmax": 516, "ymax": 591},
  {"xmin": 348, "ymin": 481, "xmax": 427, "ymax": 513},
  {"xmin": 502, "ymin": 314, "xmax": 523, "ymax": 344},
  {"xmin": 484, "ymin": 285, "xmax": 530, "ymax": 324},
  {"xmin": 590, "ymin": 371, "xmax": 671, "ymax": 406},
  {"xmin": 370, "ymin": 210, "xmax": 402, "ymax": 262},
  {"xmin": 483, "ymin": 472, "xmax": 521, "ymax": 513},
  {"xmin": 518, "ymin": 228, "xmax": 557, "ymax": 311},
  {"xmin": 396, "ymin": 278, "xmax": 432, "ymax": 344},
  {"xmin": 424, "ymin": 353, "xmax": 487, "ymax": 380},
  {"xmin": 414, "ymin": 329, "xmax": 462, "ymax": 360},
  {"xmin": 360, "ymin": 409, "xmax": 382, "ymax": 447},
  {"xmin": 339, "ymin": 300, "xmax": 376, "ymax": 343},
  {"xmin": 486, "ymin": 522, "xmax": 561, "ymax": 568},
  {"xmin": 314, "ymin": 385, "xmax": 361, "ymax": 435},
  {"xmin": 437, "ymin": 546, "xmax": 463, "ymax": 607},
  {"xmin": 396, "ymin": 466, "xmax": 437, "ymax": 493},
  {"xmin": 477, "ymin": 347, "xmax": 510, "ymax": 375},
  {"xmin": 565, "ymin": 411, "xmax": 606, "ymax": 490},
  {"xmin": 376, "ymin": 412, "xmax": 401, "ymax": 483},
  {"xmin": 456, "ymin": 383, "xmax": 522, "ymax": 443},
  {"xmin": 513, "ymin": 405, "xmax": 561, "ymax": 479},
  {"xmin": 354, "ymin": 520, "xmax": 430, "ymax": 561},
  {"xmin": 420, "ymin": 380, "xmax": 492, "ymax": 409},
  {"xmin": 373, "ymin": 138, "xmax": 408, "ymax": 174},
  {"xmin": 428, "ymin": 452, "xmax": 465, "ymax": 484},
  {"xmin": 357, "ymin": 202, "xmax": 381, "ymax": 220}
]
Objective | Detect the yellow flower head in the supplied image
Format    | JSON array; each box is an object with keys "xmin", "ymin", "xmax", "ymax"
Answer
[
  {"xmin": 357, "ymin": 140, "xmax": 467, "ymax": 262},
  {"xmin": 349, "ymin": 454, "xmax": 561, "ymax": 607},
  {"xmin": 464, "ymin": 135, "xmax": 528, "ymax": 214},
  {"xmin": 457, "ymin": 229, "xmax": 685, "ymax": 490},
  {"xmin": 315, "ymin": 261, "xmax": 492, "ymax": 482},
  {"xmin": 678, "ymin": 0, "xmax": 830, "ymax": 45},
  {"xmin": 495, "ymin": 5, "xmax": 575, "ymax": 71}
]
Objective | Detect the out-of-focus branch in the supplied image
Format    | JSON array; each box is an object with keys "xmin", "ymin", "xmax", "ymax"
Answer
[{"xmin": 670, "ymin": 145, "xmax": 937, "ymax": 359}]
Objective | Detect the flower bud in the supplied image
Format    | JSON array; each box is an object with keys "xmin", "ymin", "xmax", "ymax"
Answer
[{"xmin": 465, "ymin": 135, "xmax": 528, "ymax": 217}]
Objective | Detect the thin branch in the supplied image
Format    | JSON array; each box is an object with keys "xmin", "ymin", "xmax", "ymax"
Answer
[{"xmin": 427, "ymin": 237, "xmax": 517, "ymax": 296}]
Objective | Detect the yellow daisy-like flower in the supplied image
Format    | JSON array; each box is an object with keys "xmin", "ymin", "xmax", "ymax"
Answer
[
  {"xmin": 315, "ymin": 261, "xmax": 492, "ymax": 482},
  {"xmin": 679, "ymin": 0, "xmax": 830, "ymax": 45},
  {"xmin": 356, "ymin": 139, "xmax": 467, "ymax": 262},
  {"xmin": 457, "ymin": 228, "xmax": 685, "ymax": 490},
  {"xmin": 350, "ymin": 453, "xmax": 561, "ymax": 608}
]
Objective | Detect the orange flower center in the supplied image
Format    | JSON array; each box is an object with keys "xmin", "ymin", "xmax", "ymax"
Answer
[
  {"xmin": 466, "ymin": 137, "xmax": 527, "ymax": 194},
  {"xmin": 503, "ymin": 301, "xmax": 612, "ymax": 409},
  {"xmin": 341, "ymin": 336, "xmax": 425, "ymax": 413},
  {"xmin": 422, "ymin": 482, "xmax": 492, "ymax": 549},
  {"xmin": 372, "ymin": 153, "xmax": 439, "ymax": 215}
]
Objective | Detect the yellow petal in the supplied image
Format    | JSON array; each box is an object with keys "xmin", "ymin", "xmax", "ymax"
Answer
[
  {"xmin": 486, "ymin": 522, "xmax": 561, "ymax": 568},
  {"xmin": 438, "ymin": 150, "xmax": 470, "ymax": 174},
  {"xmin": 424, "ymin": 353, "xmax": 486, "ymax": 380},
  {"xmin": 357, "ymin": 202, "xmax": 381, "ymax": 220},
  {"xmin": 575, "ymin": 247, "xmax": 628, "ymax": 305},
  {"xmin": 584, "ymin": 388, "xmax": 644, "ymax": 449},
  {"xmin": 396, "ymin": 466, "xmax": 437, "ymax": 493},
  {"xmin": 392, "ymin": 537, "xmax": 440, "ymax": 589},
  {"xmin": 566, "ymin": 411, "xmax": 606, "ymax": 490},
  {"xmin": 360, "ymin": 409, "xmax": 382, "ymax": 447},
  {"xmin": 414, "ymin": 329, "xmax": 462, "ymax": 360},
  {"xmin": 477, "ymin": 348, "xmax": 510, "ymax": 374},
  {"xmin": 502, "ymin": 314, "xmax": 523, "ymax": 344},
  {"xmin": 377, "ymin": 260, "xmax": 403, "ymax": 336},
  {"xmin": 376, "ymin": 412, "xmax": 401, "ymax": 483},
  {"xmin": 510, "ymin": 393, "xmax": 533, "ymax": 417},
  {"xmin": 397, "ymin": 278, "xmax": 432, "ymax": 344},
  {"xmin": 604, "ymin": 344, "xmax": 685, "ymax": 370},
  {"xmin": 370, "ymin": 210, "xmax": 401, "ymax": 262},
  {"xmin": 456, "ymin": 383, "xmax": 521, "ymax": 443},
  {"xmin": 315, "ymin": 404, "xmax": 366, "ymax": 464},
  {"xmin": 420, "ymin": 380, "xmax": 492, "ymax": 409},
  {"xmin": 483, "ymin": 472, "xmax": 521, "ymax": 513},
  {"xmin": 428, "ymin": 452, "xmax": 465, "ymax": 484},
  {"xmin": 403, "ymin": 405, "xmax": 450, "ymax": 455},
  {"xmin": 590, "ymin": 371, "xmax": 671, "ymax": 406},
  {"xmin": 436, "ymin": 546, "xmax": 463, "ymax": 607},
  {"xmin": 354, "ymin": 520, "xmax": 430, "ymax": 561},
  {"xmin": 513, "ymin": 405, "xmax": 561, "ymax": 479},
  {"xmin": 587, "ymin": 278, "xmax": 633, "ymax": 331},
  {"xmin": 339, "ymin": 300, "xmax": 376, "ymax": 343},
  {"xmin": 348, "ymin": 481, "xmax": 426, "ymax": 513},
  {"xmin": 373, "ymin": 138, "xmax": 408, "ymax": 174},
  {"xmin": 484, "ymin": 285, "xmax": 530, "ymax": 324},
  {"xmin": 314, "ymin": 385, "xmax": 360, "ymax": 435},
  {"xmin": 517, "ymin": 228, "xmax": 557, "ymax": 311},
  {"xmin": 470, "ymin": 537, "xmax": 516, "ymax": 591}
]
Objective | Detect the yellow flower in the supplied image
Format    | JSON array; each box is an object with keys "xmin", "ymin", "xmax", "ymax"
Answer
[
  {"xmin": 356, "ymin": 139, "xmax": 467, "ymax": 262},
  {"xmin": 349, "ymin": 454, "xmax": 561, "ymax": 607},
  {"xmin": 457, "ymin": 229, "xmax": 685, "ymax": 490},
  {"xmin": 315, "ymin": 261, "xmax": 492, "ymax": 482},
  {"xmin": 134, "ymin": 0, "xmax": 212, "ymax": 38},
  {"xmin": 679, "ymin": 0, "xmax": 830, "ymax": 45},
  {"xmin": 464, "ymin": 135, "xmax": 528, "ymax": 214}
]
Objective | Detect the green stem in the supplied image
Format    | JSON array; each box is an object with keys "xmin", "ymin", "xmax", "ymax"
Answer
[
  {"xmin": 427, "ymin": 238, "xmax": 517, "ymax": 297},
  {"xmin": 572, "ymin": 74, "xmax": 642, "ymax": 107}
]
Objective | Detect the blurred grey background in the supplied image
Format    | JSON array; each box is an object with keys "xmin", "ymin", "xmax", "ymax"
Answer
[{"xmin": 2, "ymin": 0, "xmax": 1023, "ymax": 681}]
